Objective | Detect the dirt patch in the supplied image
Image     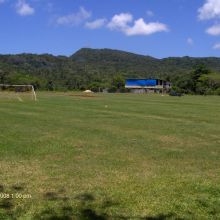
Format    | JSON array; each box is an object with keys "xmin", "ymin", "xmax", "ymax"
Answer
[
  {"xmin": 68, "ymin": 93, "xmax": 100, "ymax": 99},
  {"xmin": 159, "ymin": 135, "xmax": 179, "ymax": 143}
]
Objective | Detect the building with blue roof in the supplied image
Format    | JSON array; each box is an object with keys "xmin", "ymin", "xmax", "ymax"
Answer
[{"xmin": 125, "ymin": 79, "xmax": 171, "ymax": 93}]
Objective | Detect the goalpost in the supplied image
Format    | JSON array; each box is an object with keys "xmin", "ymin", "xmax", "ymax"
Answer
[{"xmin": 0, "ymin": 84, "xmax": 37, "ymax": 101}]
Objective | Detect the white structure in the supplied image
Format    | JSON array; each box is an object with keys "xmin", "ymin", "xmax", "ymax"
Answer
[
  {"xmin": 0, "ymin": 84, "xmax": 37, "ymax": 101},
  {"xmin": 83, "ymin": 90, "xmax": 93, "ymax": 93}
]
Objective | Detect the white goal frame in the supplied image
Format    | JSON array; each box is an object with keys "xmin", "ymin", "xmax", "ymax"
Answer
[{"xmin": 0, "ymin": 84, "xmax": 37, "ymax": 101}]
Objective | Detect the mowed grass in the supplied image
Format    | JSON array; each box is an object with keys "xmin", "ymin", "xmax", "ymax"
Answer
[{"xmin": 0, "ymin": 92, "xmax": 220, "ymax": 219}]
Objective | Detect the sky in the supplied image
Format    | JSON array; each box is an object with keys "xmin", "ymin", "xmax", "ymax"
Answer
[{"xmin": 1, "ymin": 0, "xmax": 220, "ymax": 58}]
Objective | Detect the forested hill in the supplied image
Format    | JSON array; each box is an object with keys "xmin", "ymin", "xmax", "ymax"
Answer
[
  {"xmin": 71, "ymin": 48, "xmax": 220, "ymax": 75},
  {"xmin": 0, "ymin": 48, "xmax": 220, "ymax": 90}
]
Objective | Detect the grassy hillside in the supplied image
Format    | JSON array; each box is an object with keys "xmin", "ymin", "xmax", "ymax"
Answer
[
  {"xmin": 1, "ymin": 48, "xmax": 220, "ymax": 90},
  {"xmin": 0, "ymin": 93, "xmax": 220, "ymax": 219}
]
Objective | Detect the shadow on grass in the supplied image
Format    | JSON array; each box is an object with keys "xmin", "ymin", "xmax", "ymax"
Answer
[
  {"xmin": 33, "ymin": 207, "xmax": 74, "ymax": 220},
  {"xmin": 0, "ymin": 186, "xmax": 194, "ymax": 220},
  {"xmin": 34, "ymin": 191, "xmax": 184, "ymax": 220},
  {"xmin": 0, "ymin": 198, "xmax": 15, "ymax": 220},
  {"xmin": 35, "ymin": 192, "xmax": 107, "ymax": 220},
  {"xmin": 143, "ymin": 214, "xmax": 184, "ymax": 220},
  {"xmin": 0, "ymin": 183, "xmax": 27, "ymax": 220},
  {"xmin": 75, "ymin": 193, "xmax": 95, "ymax": 202},
  {"xmin": 34, "ymin": 207, "xmax": 108, "ymax": 220},
  {"xmin": 75, "ymin": 193, "xmax": 107, "ymax": 220},
  {"xmin": 44, "ymin": 192, "xmax": 60, "ymax": 201},
  {"xmin": 0, "ymin": 199, "xmax": 14, "ymax": 210},
  {"xmin": 1, "ymin": 183, "xmax": 220, "ymax": 219},
  {"xmin": 11, "ymin": 184, "xmax": 25, "ymax": 192},
  {"xmin": 0, "ymin": 185, "xmax": 4, "ymax": 193}
]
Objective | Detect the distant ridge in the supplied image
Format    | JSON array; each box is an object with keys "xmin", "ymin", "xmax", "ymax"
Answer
[
  {"xmin": 71, "ymin": 48, "xmax": 157, "ymax": 61},
  {"xmin": 71, "ymin": 48, "xmax": 220, "ymax": 75},
  {"xmin": 0, "ymin": 47, "xmax": 220, "ymax": 90}
]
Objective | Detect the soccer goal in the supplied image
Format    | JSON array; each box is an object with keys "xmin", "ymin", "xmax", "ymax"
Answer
[{"xmin": 0, "ymin": 84, "xmax": 37, "ymax": 101}]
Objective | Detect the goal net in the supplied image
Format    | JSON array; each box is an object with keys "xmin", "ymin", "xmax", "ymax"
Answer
[{"xmin": 0, "ymin": 84, "xmax": 37, "ymax": 101}]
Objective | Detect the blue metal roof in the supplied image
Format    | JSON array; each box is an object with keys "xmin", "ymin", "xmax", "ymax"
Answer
[{"xmin": 126, "ymin": 79, "xmax": 157, "ymax": 87}]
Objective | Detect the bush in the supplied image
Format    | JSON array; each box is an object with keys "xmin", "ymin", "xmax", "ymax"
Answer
[
  {"xmin": 171, "ymin": 86, "xmax": 183, "ymax": 93},
  {"xmin": 89, "ymin": 82, "xmax": 102, "ymax": 93},
  {"xmin": 214, "ymin": 88, "xmax": 220, "ymax": 95},
  {"xmin": 169, "ymin": 90, "xmax": 183, "ymax": 97},
  {"xmin": 108, "ymin": 86, "xmax": 117, "ymax": 93},
  {"xmin": 119, "ymin": 87, "xmax": 129, "ymax": 93}
]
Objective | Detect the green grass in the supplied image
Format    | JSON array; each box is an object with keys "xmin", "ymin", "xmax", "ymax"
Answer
[{"xmin": 0, "ymin": 92, "xmax": 220, "ymax": 219}]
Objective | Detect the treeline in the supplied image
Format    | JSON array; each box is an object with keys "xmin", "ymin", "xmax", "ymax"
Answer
[
  {"xmin": 0, "ymin": 48, "xmax": 220, "ymax": 94},
  {"xmin": 172, "ymin": 65, "xmax": 220, "ymax": 95}
]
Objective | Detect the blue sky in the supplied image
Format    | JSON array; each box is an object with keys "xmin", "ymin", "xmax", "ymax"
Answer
[{"xmin": 1, "ymin": 0, "xmax": 220, "ymax": 58}]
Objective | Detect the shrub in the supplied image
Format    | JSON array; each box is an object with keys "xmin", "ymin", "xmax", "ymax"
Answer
[{"xmin": 214, "ymin": 88, "xmax": 220, "ymax": 95}]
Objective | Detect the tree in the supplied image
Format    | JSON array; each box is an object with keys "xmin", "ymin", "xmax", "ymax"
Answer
[
  {"xmin": 89, "ymin": 82, "xmax": 102, "ymax": 92},
  {"xmin": 112, "ymin": 75, "xmax": 125, "ymax": 90},
  {"xmin": 0, "ymin": 70, "xmax": 7, "ymax": 84},
  {"xmin": 192, "ymin": 65, "xmax": 210, "ymax": 93},
  {"xmin": 46, "ymin": 81, "xmax": 54, "ymax": 91}
]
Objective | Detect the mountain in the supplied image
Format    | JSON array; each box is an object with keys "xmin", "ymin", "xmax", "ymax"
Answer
[
  {"xmin": 0, "ymin": 48, "xmax": 220, "ymax": 90},
  {"xmin": 72, "ymin": 48, "xmax": 220, "ymax": 76},
  {"xmin": 71, "ymin": 48, "xmax": 157, "ymax": 63}
]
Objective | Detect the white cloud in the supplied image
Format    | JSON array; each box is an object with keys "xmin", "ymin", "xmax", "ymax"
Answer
[
  {"xmin": 107, "ymin": 13, "xmax": 133, "ymax": 31},
  {"xmin": 85, "ymin": 18, "xmax": 107, "ymax": 29},
  {"xmin": 16, "ymin": 0, "xmax": 35, "ymax": 16},
  {"xmin": 187, "ymin": 37, "xmax": 194, "ymax": 45},
  {"xmin": 146, "ymin": 10, "xmax": 154, "ymax": 17},
  {"xmin": 55, "ymin": 10, "xmax": 168, "ymax": 37},
  {"xmin": 206, "ymin": 24, "xmax": 220, "ymax": 35},
  {"xmin": 107, "ymin": 13, "xmax": 168, "ymax": 36},
  {"xmin": 198, "ymin": 0, "xmax": 220, "ymax": 20},
  {"xmin": 213, "ymin": 42, "xmax": 220, "ymax": 49},
  {"xmin": 125, "ymin": 19, "xmax": 168, "ymax": 36},
  {"xmin": 56, "ymin": 7, "xmax": 91, "ymax": 26}
]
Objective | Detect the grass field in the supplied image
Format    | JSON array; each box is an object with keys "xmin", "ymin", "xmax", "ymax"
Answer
[{"xmin": 0, "ymin": 92, "xmax": 220, "ymax": 220}]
